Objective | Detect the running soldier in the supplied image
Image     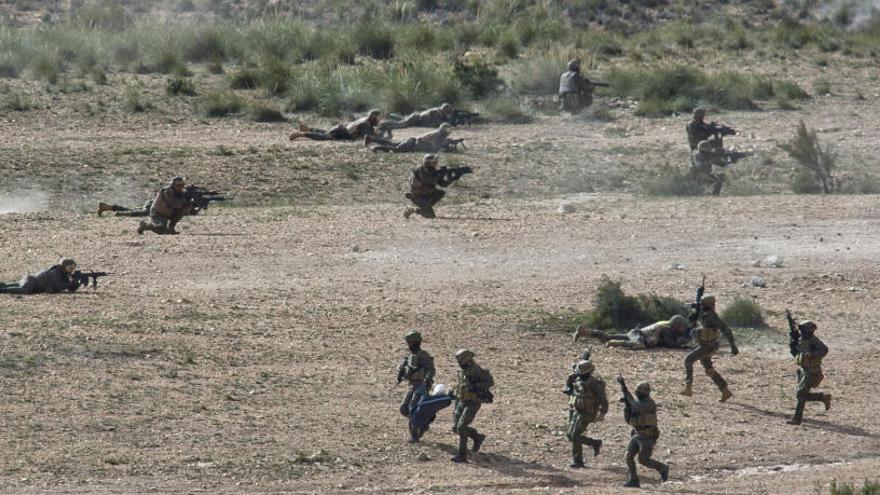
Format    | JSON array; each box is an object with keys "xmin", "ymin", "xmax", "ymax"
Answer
[
  {"xmin": 395, "ymin": 331, "xmax": 436, "ymax": 442},
  {"xmin": 451, "ymin": 349, "xmax": 494, "ymax": 463},
  {"xmin": 680, "ymin": 295, "xmax": 739, "ymax": 402},
  {"xmin": 618, "ymin": 377, "xmax": 669, "ymax": 487},
  {"xmin": 564, "ymin": 359, "xmax": 608, "ymax": 468},
  {"xmin": 785, "ymin": 313, "xmax": 832, "ymax": 425}
]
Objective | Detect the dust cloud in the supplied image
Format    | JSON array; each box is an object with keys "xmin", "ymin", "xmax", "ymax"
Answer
[{"xmin": 0, "ymin": 190, "xmax": 49, "ymax": 214}]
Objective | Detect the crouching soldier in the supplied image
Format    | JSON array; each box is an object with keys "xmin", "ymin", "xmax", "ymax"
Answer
[
  {"xmin": 138, "ymin": 176, "xmax": 194, "ymax": 235},
  {"xmin": 618, "ymin": 377, "xmax": 669, "ymax": 487},
  {"xmin": 395, "ymin": 331, "xmax": 435, "ymax": 442},
  {"xmin": 565, "ymin": 359, "xmax": 608, "ymax": 468},
  {"xmin": 0, "ymin": 258, "xmax": 80, "ymax": 294},
  {"xmin": 451, "ymin": 349, "xmax": 494, "ymax": 463}
]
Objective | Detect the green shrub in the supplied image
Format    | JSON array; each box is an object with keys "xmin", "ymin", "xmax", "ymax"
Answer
[
  {"xmin": 496, "ymin": 32, "xmax": 519, "ymax": 59},
  {"xmin": 585, "ymin": 276, "xmax": 687, "ymax": 330},
  {"xmin": 453, "ymin": 60, "xmax": 503, "ymax": 98},
  {"xmin": 479, "ymin": 96, "xmax": 533, "ymax": 124},
  {"xmin": 250, "ymin": 104, "xmax": 287, "ymax": 122},
  {"xmin": 182, "ymin": 27, "xmax": 229, "ymax": 63},
  {"xmin": 166, "ymin": 78, "xmax": 196, "ymax": 96},
  {"xmin": 781, "ymin": 121, "xmax": 836, "ymax": 194},
  {"xmin": 200, "ymin": 91, "xmax": 243, "ymax": 117},
  {"xmin": 641, "ymin": 164, "xmax": 704, "ymax": 196},
  {"xmin": 828, "ymin": 479, "xmax": 880, "ymax": 495},
  {"xmin": 509, "ymin": 50, "xmax": 569, "ymax": 95},
  {"xmin": 124, "ymin": 87, "xmax": 151, "ymax": 113},
  {"xmin": 230, "ymin": 68, "xmax": 260, "ymax": 90},
  {"xmin": 814, "ymin": 79, "xmax": 832, "ymax": 95},
  {"xmin": 774, "ymin": 80, "xmax": 810, "ymax": 100},
  {"xmin": 75, "ymin": 1, "xmax": 131, "ymax": 31},
  {"xmin": 1, "ymin": 90, "xmax": 34, "ymax": 111},
  {"xmin": 31, "ymin": 51, "xmax": 61, "ymax": 84},
  {"xmin": 721, "ymin": 296, "xmax": 766, "ymax": 328},
  {"xmin": 354, "ymin": 24, "xmax": 395, "ymax": 60}
]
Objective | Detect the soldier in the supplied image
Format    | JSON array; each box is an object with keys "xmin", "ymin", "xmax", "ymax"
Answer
[
  {"xmin": 572, "ymin": 315, "xmax": 691, "ymax": 350},
  {"xmin": 680, "ymin": 295, "xmax": 739, "ymax": 402},
  {"xmin": 377, "ymin": 103, "xmax": 454, "ymax": 137},
  {"xmin": 451, "ymin": 348, "xmax": 494, "ymax": 463},
  {"xmin": 690, "ymin": 139, "xmax": 727, "ymax": 196},
  {"xmin": 686, "ymin": 107, "xmax": 723, "ymax": 152},
  {"xmin": 367, "ymin": 123, "xmax": 456, "ymax": 153},
  {"xmin": 558, "ymin": 59, "xmax": 595, "ymax": 113},
  {"xmin": 787, "ymin": 320, "xmax": 832, "ymax": 425},
  {"xmin": 97, "ymin": 199, "xmax": 153, "ymax": 217},
  {"xmin": 618, "ymin": 378, "xmax": 669, "ymax": 487},
  {"xmin": 403, "ymin": 154, "xmax": 455, "ymax": 220},
  {"xmin": 0, "ymin": 258, "xmax": 80, "ymax": 294},
  {"xmin": 289, "ymin": 110, "xmax": 381, "ymax": 141},
  {"xmin": 564, "ymin": 360, "xmax": 608, "ymax": 468},
  {"xmin": 137, "ymin": 176, "xmax": 194, "ymax": 235},
  {"xmin": 396, "ymin": 331, "xmax": 436, "ymax": 442}
]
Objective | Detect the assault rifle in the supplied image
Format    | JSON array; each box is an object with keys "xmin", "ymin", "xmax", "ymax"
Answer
[
  {"xmin": 716, "ymin": 150, "xmax": 754, "ymax": 167},
  {"xmin": 396, "ymin": 357, "xmax": 409, "ymax": 384},
  {"xmin": 449, "ymin": 110, "xmax": 480, "ymax": 127},
  {"xmin": 184, "ymin": 185, "xmax": 229, "ymax": 215},
  {"xmin": 442, "ymin": 138, "xmax": 467, "ymax": 152},
  {"xmin": 708, "ymin": 122, "xmax": 737, "ymax": 139},
  {"xmin": 587, "ymin": 81, "xmax": 610, "ymax": 88},
  {"xmin": 563, "ymin": 346, "xmax": 593, "ymax": 395},
  {"xmin": 785, "ymin": 309, "xmax": 800, "ymax": 358},
  {"xmin": 438, "ymin": 165, "xmax": 473, "ymax": 183},
  {"xmin": 72, "ymin": 270, "xmax": 112, "ymax": 289},
  {"xmin": 617, "ymin": 373, "xmax": 634, "ymax": 423},
  {"xmin": 687, "ymin": 274, "xmax": 707, "ymax": 327}
]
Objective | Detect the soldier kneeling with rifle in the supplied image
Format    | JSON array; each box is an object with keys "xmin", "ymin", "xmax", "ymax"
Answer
[
  {"xmin": 403, "ymin": 154, "xmax": 472, "ymax": 220},
  {"xmin": 0, "ymin": 258, "xmax": 111, "ymax": 294},
  {"xmin": 558, "ymin": 59, "xmax": 608, "ymax": 114}
]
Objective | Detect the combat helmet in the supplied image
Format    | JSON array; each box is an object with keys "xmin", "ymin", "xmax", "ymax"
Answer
[
  {"xmin": 455, "ymin": 348, "xmax": 475, "ymax": 364},
  {"xmin": 440, "ymin": 103, "xmax": 453, "ymax": 113},
  {"xmin": 567, "ymin": 59, "xmax": 581, "ymax": 71},
  {"xmin": 59, "ymin": 258, "xmax": 77, "ymax": 269},
  {"xmin": 423, "ymin": 154, "xmax": 439, "ymax": 166},
  {"xmin": 404, "ymin": 330, "xmax": 422, "ymax": 343},
  {"xmin": 635, "ymin": 382, "xmax": 651, "ymax": 395},
  {"xmin": 700, "ymin": 294, "xmax": 716, "ymax": 308},
  {"xmin": 798, "ymin": 320, "xmax": 817, "ymax": 332},
  {"xmin": 438, "ymin": 123, "xmax": 452, "ymax": 134},
  {"xmin": 169, "ymin": 176, "xmax": 186, "ymax": 187},
  {"xmin": 669, "ymin": 314, "xmax": 688, "ymax": 330},
  {"xmin": 693, "ymin": 107, "xmax": 706, "ymax": 118},
  {"xmin": 576, "ymin": 360, "xmax": 594, "ymax": 374}
]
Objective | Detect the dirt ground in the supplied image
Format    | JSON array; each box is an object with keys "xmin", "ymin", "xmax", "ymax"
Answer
[{"xmin": 2, "ymin": 67, "xmax": 880, "ymax": 494}]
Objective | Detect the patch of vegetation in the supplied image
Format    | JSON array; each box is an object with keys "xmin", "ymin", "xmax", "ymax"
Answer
[
  {"xmin": 721, "ymin": 296, "xmax": 766, "ymax": 328},
  {"xmin": 353, "ymin": 23, "xmax": 395, "ymax": 60},
  {"xmin": 165, "ymin": 77, "xmax": 196, "ymax": 96},
  {"xmin": 200, "ymin": 91, "xmax": 243, "ymax": 117},
  {"xmin": 230, "ymin": 68, "xmax": 260, "ymax": 90},
  {"xmin": 480, "ymin": 96, "xmax": 533, "ymax": 124},
  {"xmin": 829, "ymin": 480, "xmax": 880, "ymax": 495},
  {"xmin": 250, "ymin": 104, "xmax": 286, "ymax": 123},
  {"xmin": 781, "ymin": 121, "xmax": 837, "ymax": 194},
  {"xmin": 124, "ymin": 87, "xmax": 152, "ymax": 113},
  {"xmin": 453, "ymin": 61, "xmax": 503, "ymax": 99},
  {"xmin": 641, "ymin": 164, "xmax": 704, "ymax": 196},
  {"xmin": 1, "ymin": 90, "xmax": 34, "ymax": 111}
]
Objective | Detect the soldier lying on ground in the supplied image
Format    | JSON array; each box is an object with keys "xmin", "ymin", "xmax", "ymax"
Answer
[
  {"xmin": 571, "ymin": 315, "xmax": 691, "ymax": 350},
  {"xmin": 289, "ymin": 110, "xmax": 381, "ymax": 141},
  {"xmin": 368, "ymin": 123, "xmax": 457, "ymax": 153},
  {"xmin": 0, "ymin": 258, "xmax": 80, "ymax": 294},
  {"xmin": 377, "ymin": 103, "xmax": 454, "ymax": 138},
  {"xmin": 97, "ymin": 199, "xmax": 154, "ymax": 217}
]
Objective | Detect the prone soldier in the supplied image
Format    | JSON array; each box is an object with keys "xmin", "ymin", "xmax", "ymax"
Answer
[
  {"xmin": 564, "ymin": 359, "xmax": 608, "ymax": 468},
  {"xmin": 377, "ymin": 103, "xmax": 454, "ymax": 137},
  {"xmin": 368, "ymin": 123, "xmax": 457, "ymax": 153},
  {"xmin": 137, "ymin": 176, "xmax": 194, "ymax": 235},
  {"xmin": 572, "ymin": 315, "xmax": 691, "ymax": 350},
  {"xmin": 451, "ymin": 349, "xmax": 494, "ymax": 463},
  {"xmin": 618, "ymin": 377, "xmax": 669, "ymax": 487},
  {"xmin": 0, "ymin": 258, "xmax": 81, "ymax": 294},
  {"xmin": 785, "ymin": 312, "xmax": 832, "ymax": 425},
  {"xmin": 396, "ymin": 331, "xmax": 436, "ymax": 442},
  {"xmin": 289, "ymin": 110, "xmax": 381, "ymax": 142},
  {"xmin": 680, "ymin": 295, "xmax": 739, "ymax": 402}
]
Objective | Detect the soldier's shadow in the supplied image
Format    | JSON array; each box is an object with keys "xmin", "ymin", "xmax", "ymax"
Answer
[
  {"xmin": 429, "ymin": 442, "xmax": 623, "ymax": 487},
  {"xmin": 729, "ymin": 402, "xmax": 880, "ymax": 440}
]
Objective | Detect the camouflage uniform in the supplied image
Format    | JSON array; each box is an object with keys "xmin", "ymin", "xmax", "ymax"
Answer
[
  {"xmin": 686, "ymin": 108, "xmax": 722, "ymax": 151},
  {"xmin": 98, "ymin": 199, "xmax": 153, "ymax": 217},
  {"xmin": 370, "ymin": 124, "xmax": 453, "ymax": 153},
  {"xmin": 397, "ymin": 331, "xmax": 436, "ymax": 442},
  {"xmin": 451, "ymin": 349, "xmax": 493, "ymax": 463},
  {"xmin": 138, "ymin": 178, "xmax": 193, "ymax": 235},
  {"xmin": 403, "ymin": 154, "xmax": 455, "ymax": 219},
  {"xmin": 597, "ymin": 316, "xmax": 690, "ymax": 350},
  {"xmin": 293, "ymin": 111, "xmax": 381, "ymax": 141},
  {"xmin": 378, "ymin": 104, "xmax": 453, "ymax": 136},
  {"xmin": 566, "ymin": 360, "xmax": 608, "ymax": 468},
  {"xmin": 622, "ymin": 382, "xmax": 669, "ymax": 487},
  {"xmin": 558, "ymin": 59, "xmax": 594, "ymax": 113},
  {"xmin": 690, "ymin": 140, "xmax": 726, "ymax": 196},
  {"xmin": 0, "ymin": 259, "xmax": 80, "ymax": 295},
  {"xmin": 788, "ymin": 321, "xmax": 831, "ymax": 425},
  {"xmin": 681, "ymin": 296, "xmax": 738, "ymax": 402}
]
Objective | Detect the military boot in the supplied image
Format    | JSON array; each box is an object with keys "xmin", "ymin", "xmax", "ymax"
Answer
[
  {"xmin": 288, "ymin": 131, "xmax": 305, "ymax": 140},
  {"xmin": 823, "ymin": 394, "xmax": 832, "ymax": 411},
  {"xmin": 787, "ymin": 400, "xmax": 805, "ymax": 425},
  {"xmin": 97, "ymin": 202, "xmax": 112, "ymax": 216},
  {"xmin": 623, "ymin": 477, "xmax": 640, "ymax": 488},
  {"xmin": 659, "ymin": 464, "xmax": 670, "ymax": 482},
  {"xmin": 571, "ymin": 326, "xmax": 592, "ymax": 343},
  {"xmin": 451, "ymin": 436, "xmax": 468, "ymax": 463},
  {"xmin": 363, "ymin": 135, "xmax": 374, "ymax": 147},
  {"xmin": 719, "ymin": 386, "xmax": 733, "ymax": 403},
  {"xmin": 680, "ymin": 383, "xmax": 693, "ymax": 397},
  {"xmin": 403, "ymin": 207, "xmax": 415, "ymax": 219},
  {"xmin": 569, "ymin": 456, "xmax": 585, "ymax": 469},
  {"xmin": 472, "ymin": 433, "xmax": 486, "ymax": 453},
  {"xmin": 137, "ymin": 221, "xmax": 150, "ymax": 235},
  {"xmin": 591, "ymin": 439, "xmax": 602, "ymax": 457}
]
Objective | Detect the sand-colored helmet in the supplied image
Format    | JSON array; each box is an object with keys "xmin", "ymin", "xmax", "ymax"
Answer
[
  {"xmin": 669, "ymin": 314, "xmax": 688, "ymax": 331},
  {"xmin": 568, "ymin": 59, "xmax": 581, "ymax": 71},
  {"xmin": 439, "ymin": 123, "xmax": 452, "ymax": 134},
  {"xmin": 404, "ymin": 331, "xmax": 422, "ymax": 343},
  {"xmin": 576, "ymin": 360, "xmax": 595, "ymax": 374},
  {"xmin": 423, "ymin": 154, "xmax": 439, "ymax": 166},
  {"xmin": 701, "ymin": 295, "xmax": 716, "ymax": 308},
  {"xmin": 59, "ymin": 258, "xmax": 77, "ymax": 269},
  {"xmin": 440, "ymin": 103, "xmax": 453, "ymax": 113},
  {"xmin": 693, "ymin": 107, "xmax": 706, "ymax": 118},
  {"xmin": 798, "ymin": 320, "xmax": 817, "ymax": 332},
  {"xmin": 635, "ymin": 382, "xmax": 651, "ymax": 395},
  {"xmin": 170, "ymin": 176, "xmax": 186, "ymax": 187},
  {"xmin": 455, "ymin": 348, "xmax": 475, "ymax": 364},
  {"xmin": 367, "ymin": 109, "xmax": 382, "ymax": 118}
]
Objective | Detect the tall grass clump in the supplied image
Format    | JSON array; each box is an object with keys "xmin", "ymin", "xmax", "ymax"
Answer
[
  {"xmin": 828, "ymin": 480, "xmax": 880, "ymax": 495},
  {"xmin": 585, "ymin": 276, "xmax": 687, "ymax": 330},
  {"xmin": 510, "ymin": 48, "xmax": 573, "ymax": 95},
  {"xmin": 720, "ymin": 296, "xmax": 766, "ymax": 328},
  {"xmin": 781, "ymin": 120, "xmax": 837, "ymax": 193},
  {"xmin": 200, "ymin": 91, "xmax": 244, "ymax": 117},
  {"xmin": 285, "ymin": 64, "xmax": 376, "ymax": 116},
  {"xmin": 377, "ymin": 58, "xmax": 460, "ymax": 114},
  {"xmin": 353, "ymin": 23, "xmax": 395, "ymax": 60},
  {"xmin": 479, "ymin": 96, "xmax": 533, "ymax": 124},
  {"xmin": 641, "ymin": 164, "xmax": 704, "ymax": 196}
]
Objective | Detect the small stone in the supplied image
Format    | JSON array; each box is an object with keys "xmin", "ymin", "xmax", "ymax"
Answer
[
  {"xmin": 558, "ymin": 203, "xmax": 575, "ymax": 214},
  {"xmin": 351, "ymin": 244, "xmax": 360, "ymax": 253},
  {"xmin": 764, "ymin": 255, "xmax": 784, "ymax": 268},
  {"xmin": 750, "ymin": 276, "xmax": 766, "ymax": 288},
  {"xmin": 667, "ymin": 263, "xmax": 687, "ymax": 271}
]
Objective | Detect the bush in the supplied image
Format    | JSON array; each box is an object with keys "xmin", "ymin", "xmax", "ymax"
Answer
[
  {"xmin": 781, "ymin": 121, "xmax": 836, "ymax": 194},
  {"xmin": 124, "ymin": 87, "xmax": 151, "ymax": 113},
  {"xmin": 200, "ymin": 91, "xmax": 243, "ymax": 117},
  {"xmin": 31, "ymin": 51, "xmax": 61, "ymax": 84},
  {"xmin": 641, "ymin": 164, "xmax": 704, "ymax": 196},
  {"xmin": 774, "ymin": 80, "xmax": 810, "ymax": 100},
  {"xmin": 250, "ymin": 104, "xmax": 287, "ymax": 122},
  {"xmin": 453, "ymin": 61, "xmax": 503, "ymax": 99},
  {"xmin": 1, "ymin": 90, "xmax": 34, "ymax": 111},
  {"xmin": 353, "ymin": 24, "xmax": 395, "ymax": 60},
  {"xmin": 479, "ymin": 96, "xmax": 533, "ymax": 124},
  {"xmin": 720, "ymin": 296, "xmax": 766, "ymax": 328},
  {"xmin": 166, "ymin": 78, "xmax": 196, "ymax": 96},
  {"xmin": 510, "ymin": 50, "xmax": 570, "ymax": 95},
  {"xmin": 230, "ymin": 68, "xmax": 260, "ymax": 90},
  {"xmin": 828, "ymin": 480, "xmax": 880, "ymax": 495},
  {"xmin": 585, "ymin": 276, "xmax": 687, "ymax": 330}
]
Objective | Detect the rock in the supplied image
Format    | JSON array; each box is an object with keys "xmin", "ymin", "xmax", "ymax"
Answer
[
  {"xmin": 764, "ymin": 255, "xmax": 784, "ymax": 268},
  {"xmin": 667, "ymin": 263, "xmax": 687, "ymax": 270},
  {"xmin": 558, "ymin": 203, "xmax": 575, "ymax": 214},
  {"xmin": 750, "ymin": 276, "xmax": 766, "ymax": 288},
  {"xmin": 351, "ymin": 244, "xmax": 360, "ymax": 253}
]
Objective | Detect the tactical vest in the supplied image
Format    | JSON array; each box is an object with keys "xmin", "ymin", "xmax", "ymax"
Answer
[
  {"xmin": 152, "ymin": 188, "xmax": 175, "ymax": 217},
  {"xmin": 569, "ymin": 376, "xmax": 601, "ymax": 416},
  {"xmin": 455, "ymin": 368, "xmax": 479, "ymax": 401},
  {"xmin": 405, "ymin": 353, "xmax": 427, "ymax": 382},
  {"xmin": 797, "ymin": 339, "xmax": 823, "ymax": 370},
  {"xmin": 696, "ymin": 313, "xmax": 722, "ymax": 344},
  {"xmin": 628, "ymin": 400, "xmax": 659, "ymax": 429},
  {"xmin": 559, "ymin": 71, "xmax": 581, "ymax": 95}
]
